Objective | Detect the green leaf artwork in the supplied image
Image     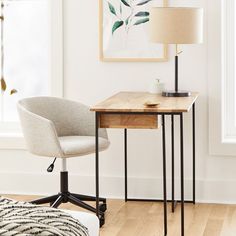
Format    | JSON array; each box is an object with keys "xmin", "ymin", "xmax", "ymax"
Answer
[
  {"xmin": 135, "ymin": 11, "xmax": 149, "ymax": 17},
  {"xmin": 125, "ymin": 16, "xmax": 130, "ymax": 25},
  {"xmin": 133, "ymin": 18, "xmax": 149, "ymax": 25},
  {"xmin": 112, "ymin": 21, "xmax": 124, "ymax": 34},
  {"xmin": 136, "ymin": 0, "xmax": 152, "ymax": 6},
  {"xmin": 121, "ymin": 0, "xmax": 130, "ymax": 7},
  {"xmin": 107, "ymin": 0, "xmax": 151, "ymax": 36},
  {"xmin": 108, "ymin": 2, "xmax": 116, "ymax": 15}
]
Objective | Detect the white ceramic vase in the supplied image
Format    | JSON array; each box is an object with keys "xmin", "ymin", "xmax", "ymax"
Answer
[{"xmin": 149, "ymin": 79, "xmax": 165, "ymax": 94}]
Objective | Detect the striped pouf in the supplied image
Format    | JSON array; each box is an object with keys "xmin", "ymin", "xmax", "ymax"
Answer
[{"xmin": 0, "ymin": 197, "xmax": 89, "ymax": 236}]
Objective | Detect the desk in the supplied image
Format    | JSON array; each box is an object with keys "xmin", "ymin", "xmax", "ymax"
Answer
[{"xmin": 91, "ymin": 91, "xmax": 198, "ymax": 236}]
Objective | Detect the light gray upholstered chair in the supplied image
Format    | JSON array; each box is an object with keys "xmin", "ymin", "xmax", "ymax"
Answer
[{"xmin": 17, "ymin": 97, "xmax": 110, "ymax": 223}]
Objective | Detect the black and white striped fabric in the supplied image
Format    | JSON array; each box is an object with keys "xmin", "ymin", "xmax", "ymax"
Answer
[{"xmin": 0, "ymin": 197, "xmax": 89, "ymax": 236}]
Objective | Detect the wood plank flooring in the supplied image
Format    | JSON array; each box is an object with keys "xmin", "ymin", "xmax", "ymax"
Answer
[{"xmin": 3, "ymin": 195, "xmax": 236, "ymax": 236}]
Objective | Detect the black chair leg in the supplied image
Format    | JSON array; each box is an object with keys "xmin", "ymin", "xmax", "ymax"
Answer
[
  {"xmin": 68, "ymin": 194, "xmax": 103, "ymax": 215},
  {"xmin": 51, "ymin": 195, "xmax": 63, "ymax": 208},
  {"xmin": 30, "ymin": 195, "xmax": 59, "ymax": 205},
  {"xmin": 29, "ymin": 170, "xmax": 107, "ymax": 222},
  {"xmin": 71, "ymin": 193, "xmax": 106, "ymax": 203}
]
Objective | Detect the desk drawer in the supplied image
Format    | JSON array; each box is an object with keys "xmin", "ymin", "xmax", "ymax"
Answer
[{"xmin": 99, "ymin": 114, "xmax": 158, "ymax": 129}]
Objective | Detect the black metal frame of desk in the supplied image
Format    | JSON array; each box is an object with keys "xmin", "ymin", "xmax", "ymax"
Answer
[{"xmin": 95, "ymin": 102, "xmax": 196, "ymax": 236}]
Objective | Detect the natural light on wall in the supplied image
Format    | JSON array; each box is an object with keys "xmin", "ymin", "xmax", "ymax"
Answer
[
  {"xmin": 0, "ymin": 0, "xmax": 63, "ymax": 138},
  {"xmin": 3, "ymin": 0, "xmax": 50, "ymax": 123}
]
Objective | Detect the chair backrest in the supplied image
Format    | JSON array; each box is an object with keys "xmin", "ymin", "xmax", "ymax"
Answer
[
  {"xmin": 17, "ymin": 97, "xmax": 108, "ymax": 156},
  {"xmin": 18, "ymin": 97, "xmax": 108, "ymax": 137}
]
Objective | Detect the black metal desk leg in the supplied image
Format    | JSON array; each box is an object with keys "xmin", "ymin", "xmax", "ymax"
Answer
[
  {"xmin": 180, "ymin": 113, "xmax": 184, "ymax": 236},
  {"xmin": 124, "ymin": 129, "xmax": 128, "ymax": 202},
  {"xmin": 193, "ymin": 103, "xmax": 196, "ymax": 204},
  {"xmin": 95, "ymin": 112, "xmax": 100, "ymax": 217},
  {"xmin": 171, "ymin": 114, "xmax": 175, "ymax": 213},
  {"xmin": 162, "ymin": 114, "xmax": 167, "ymax": 236}
]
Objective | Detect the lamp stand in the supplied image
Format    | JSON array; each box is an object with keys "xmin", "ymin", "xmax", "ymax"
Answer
[{"xmin": 162, "ymin": 45, "xmax": 191, "ymax": 97}]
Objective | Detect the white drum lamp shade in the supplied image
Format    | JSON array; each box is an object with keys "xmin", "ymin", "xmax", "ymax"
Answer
[{"xmin": 149, "ymin": 7, "xmax": 204, "ymax": 44}]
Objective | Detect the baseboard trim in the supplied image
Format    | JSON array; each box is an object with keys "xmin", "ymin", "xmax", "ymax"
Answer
[{"xmin": 1, "ymin": 171, "xmax": 236, "ymax": 204}]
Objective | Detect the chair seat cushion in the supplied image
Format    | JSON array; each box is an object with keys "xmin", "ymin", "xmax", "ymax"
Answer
[{"xmin": 59, "ymin": 136, "xmax": 110, "ymax": 157}]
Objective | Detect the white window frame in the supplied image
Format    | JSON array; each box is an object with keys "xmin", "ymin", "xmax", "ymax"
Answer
[
  {"xmin": 50, "ymin": 0, "xmax": 64, "ymax": 98},
  {"xmin": 0, "ymin": 0, "xmax": 63, "ymax": 149},
  {"xmin": 221, "ymin": 0, "xmax": 236, "ymax": 143},
  {"xmin": 209, "ymin": 0, "xmax": 236, "ymax": 155}
]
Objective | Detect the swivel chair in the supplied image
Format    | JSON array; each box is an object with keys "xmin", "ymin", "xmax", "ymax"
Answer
[{"xmin": 17, "ymin": 97, "xmax": 110, "ymax": 225}]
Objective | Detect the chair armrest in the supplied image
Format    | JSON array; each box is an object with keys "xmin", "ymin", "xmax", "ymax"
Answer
[{"xmin": 18, "ymin": 104, "xmax": 63, "ymax": 157}]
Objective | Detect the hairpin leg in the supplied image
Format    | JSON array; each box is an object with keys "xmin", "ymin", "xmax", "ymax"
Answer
[
  {"xmin": 124, "ymin": 128, "xmax": 128, "ymax": 202},
  {"xmin": 171, "ymin": 114, "xmax": 175, "ymax": 212},
  {"xmin": 95, "ymin": 112, "xmax": 100, "ymax": 218},
  {"xmin": 180, "ymin": 113, "xmax": 185, "ymax": 236},
  {"xmin": 193, "ymin": 103, "xmax": 196, "ymax": 204},
  {"xmin": 162, "ymin": 114, "xmax": 167, "ymax": 236}
]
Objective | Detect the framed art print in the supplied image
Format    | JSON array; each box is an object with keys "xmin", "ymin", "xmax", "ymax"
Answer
[{"xmin": 99, "ymin": 0, "xmax": 168, "ymax": 62}]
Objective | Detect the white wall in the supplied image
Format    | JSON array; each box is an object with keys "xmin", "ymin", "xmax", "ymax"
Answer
[{"xmin": 2, "ymin": 0, "xmax": 236, "ymax": 204}]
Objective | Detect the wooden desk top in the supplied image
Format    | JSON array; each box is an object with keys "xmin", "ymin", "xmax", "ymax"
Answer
[{"xmin": 91, "ymin": 92, "xmax": 199, "ymax": 113}]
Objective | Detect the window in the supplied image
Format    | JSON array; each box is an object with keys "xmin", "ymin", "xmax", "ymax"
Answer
[
  {"xmin": 0, "ymin": 0, "xmax": 63, "ymax": 137},
  {"xmin": 221, "ymin": 0, "xmax": 236, "ymax": 142},
  {"xmin": 208, "ymin": 0, "xmax": 236, "ymax": 155}
]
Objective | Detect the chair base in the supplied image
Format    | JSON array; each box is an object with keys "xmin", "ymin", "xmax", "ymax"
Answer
[{"xmin": 30, "ymin": 171, "xmax": 106, "ymax": 227}]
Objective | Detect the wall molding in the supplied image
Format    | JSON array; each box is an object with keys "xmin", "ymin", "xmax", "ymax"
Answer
[
  {"xmin": 1, "ymin": 172, "xmax": 236, "ymax": 204},
  {"xmin": 208, "ymin": 0, "xmax": 236, "ymax": 156},
  {"xmin": 221, "ymin": 0, "xmax": 236, "ymax": 142}
]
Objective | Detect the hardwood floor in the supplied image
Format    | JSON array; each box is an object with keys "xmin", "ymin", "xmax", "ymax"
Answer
[{"xmin": 3, "ymin": 195, "xmax": 236, "ymax": 236}]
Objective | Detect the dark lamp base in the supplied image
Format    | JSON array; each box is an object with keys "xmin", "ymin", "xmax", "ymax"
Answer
[{"xmin": 162, "ymin": 91, "xmax": 191, "ymax": 97}]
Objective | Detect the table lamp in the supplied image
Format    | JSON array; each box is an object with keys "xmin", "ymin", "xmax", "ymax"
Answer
[{"xmin": 149, "ymin": 7, "xmax": 203, "ymax": 97}]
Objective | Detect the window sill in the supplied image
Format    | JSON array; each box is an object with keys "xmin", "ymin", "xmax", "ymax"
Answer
[
  {"xmin": 222, "ymin": 137, "xmax": 236, "ymax": 144},
  {"xmin": 0, "ymin": 133, "xmax": 26, "ymax": 150}
]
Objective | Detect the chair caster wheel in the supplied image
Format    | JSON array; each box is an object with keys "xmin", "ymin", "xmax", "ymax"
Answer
[
  {"xmin": 99, "ymin": 215, "xmax": 105, "ymax": 227},
  {"xmin": 99, "ymin": 203, "xmax": 107, "ymax": 212}
]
